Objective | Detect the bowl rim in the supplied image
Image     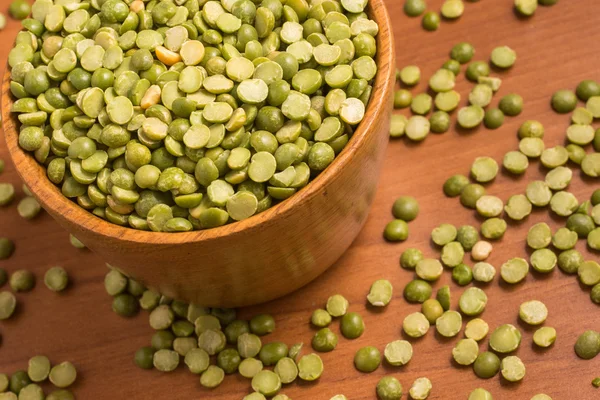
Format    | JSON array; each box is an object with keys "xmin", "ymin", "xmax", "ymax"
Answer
[{"xmin": 1, "ymin": 0, "xmax": 394, "ymax": 245}]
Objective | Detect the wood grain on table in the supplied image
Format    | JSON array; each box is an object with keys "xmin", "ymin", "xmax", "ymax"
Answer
[{"xmin": 1, "ymin": 0, "xmax": 599, "ymax": 399}]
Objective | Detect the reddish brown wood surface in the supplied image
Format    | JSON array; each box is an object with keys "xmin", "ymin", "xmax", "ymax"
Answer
[{"xmin": 1, "ymin": 0, "xmax": 600, "ymax": 399}]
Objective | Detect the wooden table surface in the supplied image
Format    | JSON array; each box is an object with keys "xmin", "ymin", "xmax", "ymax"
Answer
[{"xmin": 1, "ymin": 0, "xmax": 600, "ymax": 399}]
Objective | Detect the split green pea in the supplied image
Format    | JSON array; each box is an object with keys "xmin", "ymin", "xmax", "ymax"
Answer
[
  {"xmin": 403, "ymin": 312, "xmax": 430, "ymax": 338},
  {"xmin": 367, "ymin": 279, "xmax": 393, "ymax": 307},
  {"xmin": 405, "ymin": 116, "xmax": 431, "ymax": 141},
  {"xmin": 515, "ymin": 0, "xmax": 537, "ymax": 16},
  {"xmin": 469, "ymin": 389, "xmax": 493, "ymax": 400},
  {"xmin": 354, "ymin": 346, "xmax": 381, "ymax": 372},
  {"xmin": 501, "ymin": 356, "xmax": 526, "ymax": 382},
  {"xmin": 384, "ymin": 340, "xmax": 413, "ymax": 366},
  {"xmin": 441, "ymin": 0, "xmax": 464, "ymax": 19},
  {"xmin": 457, "ymin": 226, "xmax": 479, "ymax": 250},
  {"xmin": 409, "ymin": 377, "xmax": 432, "ymax": 400},
  {"xmin": 377, "ymin": 376, "xmax": 403, "ymax": 400},
  {"xmin": 0, "ymin": 238, "xmax": 15, "ymax": 260},
  {"xmin": 465, "ymin": 318, "xmax": 489, "ymax": 341},
  {"xmin": 452, "ymin": 338, "xmax": 479, "ymax": 366},
  {"xmin": 422, "ymin": 12, "xmax": 440, "ymax": 31},
  {"xmin": 490, "ymin": 46, "xmax": 516, "ymax": 69},
  {"xmin": 480, "ymin": 218, "xmax": 507, "ymax": 240}
]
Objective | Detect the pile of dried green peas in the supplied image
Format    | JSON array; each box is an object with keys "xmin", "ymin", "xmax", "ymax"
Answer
[{"xmin": 7, "ymin": 0, "xmax": 378, "ymax": 232}]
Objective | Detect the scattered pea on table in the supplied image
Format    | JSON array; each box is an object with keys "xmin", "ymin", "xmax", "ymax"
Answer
[
  {"xmin": 422, "ymin": 11, "xmax": 440, "ymax": 31},
  {"xmin": 409, "ymin": 377, "xmax": 432, "ymax": 400},
  {"xmin": 490, "ymin": 46, "xmax": 517, "ymax": 68},
  {"xmin": 519, "ymin": 300, "xmax": 548, "ymax": 325},
  {"xmin": 367, "ymin": 280, "xmax": 393, "ymax": 307},
  {"xmin": 404, "ymin": 0, "xmax": 427, "ymax": 17},
  {"xmin": 436, "ymin": 286, "xmax": 451, "ymax": 311},
  {"xmin": 399, "ymin": 65, "xmax": 421, "ymax": 86},
  {"xmin": 575, "ymin": 80, "xmax": 600, "ymax": 102},
  {"xmin": 377, "ymin": 376, "xmax": 403, "ymax": 400},
  {"xmin": 311, "ymin": 309, "xmax": 332, "ymax": 328},
  {"xmin": 401, "ymin": 248, "xmax": 424, "ymax": 269},
  {"xmin": 481, "ymin": 218, "xmax": 507, "ymax": 240},
  {"xmin": 501, "ymin": 257, "xmax": 529, "ymax": 284},
  {"xmin": 501, "ymin": 356, "xmax": 526, "ymax": 382},
  {"xmin": 459, "ymin": 287, "xmax": 487, "ymax": 316},
  {"xmin": 384, "ymin": 340, "xmax": 413, "ymax": 366},
  {"xmin": 422, "ymin": 299, "xmax": 444, "ymax": 323},
  {"xmin": 533, "ymin": 327, "xmax": 557, "ymax": 348},
  {"xmin": 473, "ymin": 262, "xmax": 496, "ymax": 283},
  {"xmin": 326, "ymin": 294, "xmax": 349, "ymax": 317},
  {"xmin": 574, "ymin": 330, "xmax": 600, "ymax": 360},
  {"xmin": 403, "ymin": 312, "xmax": 430, "ymax": 338},
  {"xmin": 392, "ymin": 196, "xmax": 419, "ymax": 221},
  {"xmin": 471, "ymin": 240, "xmax": 493, "ymax": 261},
  {"xmin": 471, "ymin": 157, "xmax": 498, "ymax": 183},
  {"xmin": 469, "ymin": 388, "xmax": 493, "ymax": 400},
  {"xmin": 466, "ymin": 61, "xmax": 490, "ymax": 82},
  {"xmin": 394, "ymin": 90, "xmax": 413, "ymax": 109},
  {"xmin": 458, "ymin": 105, "xmax": 485, "ymax": 129},
  {"xmin": 452, "ymin": 263, "xmax": 473, "ymax": 286},
  {"xmin": 503, "ymin": 151, "xmax": 529, "ymax": 174},
  {"xmin": 435, "ymin": 91, "xmax": 461, "ymax": 112},
  {"xmin": 17, "ymin": 197, "xmax": 42, "ymax": 219},
  {"xmin": 460, "ymin": 184, "xmax": 486, "ymax": 209},
  {"xmin": 10, "ymin": 269, "xmax": 35, "ymax": 292},
  {"xmin": 404, "ymin": 280, "xmax": 432, "ymax": 303},
  {"xmin": 505, "ymin": 194, "xmax": 532, "ymax": 221},
  {"xmin": 436, "ymin": 310, "xmax": 462, "ymax": 337},
  {"xmin": 340, "ymin": 312, "xmax": 365, "ymax": 339},
  {"xmin": 405, "ymin": 116, "xmax": 431, "ymax": 141},
  {"xmin": 515, "ymin": 0, "xmax": 538, "ymax": 16},
  {"xmin": 0, "ymin": 238, "xmax": 15, "ymax": 260},
  {"xmin": 451, "ymin": 42, "xmax": 475, "ymax": 64},
  {"xmin": 452, "ymin": 338, "xmax": 479, "ymax": 366},
  {"xmin": 390, "ymin": 114, "xmax": 408, "ymax": 138},
  {"xmin": 297, "ymin": 354, "xmax": 324, "ymax": 381},
  {"xmin": 552, "ymin": 89, "xmax": 578, "ymax": 113},
  {"xmin": 443, "ymin": 175, "xmax": 470, "ymax": 197},
  {"xmin": 0, "ymin": 291, "xmax": 17, "ymax": 320},
  {"xmin": 473, "ymin": 351, "xmax": 501, "ymax": 379},
  {"xmin": 499, "ymin": 93, "xmax": 524, "ymax": 116},
  {"xmin": 469, "ymin": 84, "xmax": 493, "ymax": 108},
  {"xmin": 250, "ymin": 314, "xmax": 276, "ymax": 336},
  {"xmin": 384, "ymin": 219, "xmax": 409, "ymax": 242},
  {"xmin": 354, "ymin": 346, "xmax": 381, "ymax": 373},
  {"xmin": 519, "ymin": 120, "xmax": 545, "ymax": 138},
  {"xmin": 417, "ymin": 258, "xmax": 444, "ymax": 281},
  {"xmin": 442, "ymin": 60, "xmax": 462, "ymax": 75},
  {"xmin": 0, "ymin": 183, "xmax": 15, "ymax": 206},
  {"xmin": 44, "ymin": 267, "xmax": 69, "ymax": 292},
  {"xmin": 465, "ymin": 318, "xmax": 490, "ymax": 341},
  {"xmin": 49, "ymin": 362, "xmax": 77, "ymax": 388}
]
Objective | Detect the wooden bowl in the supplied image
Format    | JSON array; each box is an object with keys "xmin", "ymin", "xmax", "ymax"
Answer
[{"xmin": 1, "ymin": 1, "xmax": 395, "ymax": 307}]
